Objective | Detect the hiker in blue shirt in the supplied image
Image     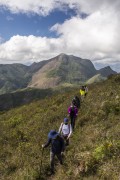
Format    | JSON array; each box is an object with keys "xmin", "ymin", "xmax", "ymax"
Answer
[{"xmin": 42, "ymin": 130, "xmax": 65, "ymax": 174}]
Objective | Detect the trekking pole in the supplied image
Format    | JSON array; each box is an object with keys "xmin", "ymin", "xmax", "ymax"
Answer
[{"xmin": 39, "ymin": 148, "xmax": 44, "ymax": 176}]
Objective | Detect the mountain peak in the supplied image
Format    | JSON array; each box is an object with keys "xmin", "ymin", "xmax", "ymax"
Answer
[
  {"xmin": 102, "ymin": 66, "xmax": 111, "ymax": 70},
  {"xmin": 58, "ymin": 53, "xmax": 67, "ymax": 56},
  {"xmin": 57, "ymin": 53, "xmax": 68, "ymax": 58},
  {"xmin": 98, "ymin": 66, "xmax": 117, "ymax": 77}
]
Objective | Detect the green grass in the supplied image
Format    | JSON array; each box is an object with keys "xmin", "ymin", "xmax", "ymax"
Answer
[{"xmin": 0, "ymin": 74, "xmax": 120, "ymax": 180}]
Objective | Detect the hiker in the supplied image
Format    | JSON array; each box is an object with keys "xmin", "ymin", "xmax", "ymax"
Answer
[
  {"xmin": 80, "ymin": 86, "xmax": 85, "ymax": 102},
  {"xmin": 58, "ymin": 118, "xmax": 72, "ymax": 146},
  {"xmin": 84, "ymin": 85, "xmax": 88, "ymax": 96},
  {"xmin": 72, "ymin": 96, "xmax": 81, "ymax": 109},
  {"xmin": 68, "ymin": 103, "xmax": 78, "ymax": 131},
  {"xmin": 42, "ymin": 130, "xmax": 65, "ymax": 174}
]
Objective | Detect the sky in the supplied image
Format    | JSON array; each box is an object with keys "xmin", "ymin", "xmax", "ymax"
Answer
[{"xmin": 0, "ymin": 0, "xmax": 120, "ymax": 72}]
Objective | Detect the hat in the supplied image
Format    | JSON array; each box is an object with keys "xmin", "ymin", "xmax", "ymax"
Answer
[
  {"xmin": 64, "ymin": 118, "xmax": 69, "ymax": 123},
  {"xmin": 48, "ymin": 130, "xmax": 59, "ymax": 139}
]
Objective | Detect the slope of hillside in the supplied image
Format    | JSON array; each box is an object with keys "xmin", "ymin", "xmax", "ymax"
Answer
[
  {"xmin": 0, "ymin": 64, "xmax": 30, "ymax": 94},
  {"xmin": 28, "ymin": 57, "xmax": 62, "ymax": 88},
  {"xmin": 86, "ymin": 74, "xmax": 107, "ymax": 84},
  {"xmin": 0, "ymin": 74, "xmax": 119, "ymax": 180},
  {"xmin": 0, "ymin": 88, "xmax": 53, "ymax": 111},
  {"xmin": 28, "ymin": 54, "xmax": 97, "ymax": 88},
  {"xmin": 0, "ymin": 85, "xmax": 77, "ymax": 111}
]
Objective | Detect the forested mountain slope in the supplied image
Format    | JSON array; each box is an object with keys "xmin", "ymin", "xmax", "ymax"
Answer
[{"xmin": 0, "ymin": 74, "xmax": 120, "ymax": 180}]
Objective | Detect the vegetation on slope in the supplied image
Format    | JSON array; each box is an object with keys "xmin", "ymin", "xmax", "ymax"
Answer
[
  {"xmin": 0, "ymin": 86, "xmax": 77, "ymax": 111},
  {"xmin": 0, "ymin": 64, "xmax": 30, "ymax": 95},
  {"xmin": 86, "ymin": 74, "xmax": 107, "ymax": 84},
  {"xmin": 0, "ymin": 60, "xmax": 51, "ymax": 95},
  {"xmin": 0, "ymin": 74, "xmax": 120, "ymax": 180}
]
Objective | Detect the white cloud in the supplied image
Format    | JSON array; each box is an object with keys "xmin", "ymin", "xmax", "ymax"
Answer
[
  {"xmin": 51, "ymin": 11, "xmax": 119, "ymax": 55},
  {"xmin": 0, "ymin": 35, "xmax": 64, "ymax": 63},
  {"xmin": 6, "ymin": 16, "xmax": 14, "ymax": 21},
  {"xmin": 50, "ymin": 7, "xmax": 120, "ymax": 71},
  {"xmin": 0, "ymin": 0, "xmax": 119, "ymax": 16},
  {"xmin": 0, "ymin": 0, "xmax": 59, "ymax": 16},
  {"xmin": 0, "ymin": 0, "xmax": 120, "ymax": 72}
]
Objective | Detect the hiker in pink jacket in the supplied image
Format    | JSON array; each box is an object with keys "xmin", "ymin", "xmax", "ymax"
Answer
[{"xmin": 68, "ymin": 103, "xmax": 78, "ymax": 130}]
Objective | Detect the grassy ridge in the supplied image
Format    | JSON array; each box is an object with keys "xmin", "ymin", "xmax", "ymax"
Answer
[
  {"xmin": 0, "ymin": 74, "xmax": 120, "ymax": 180},
  {"xmin": 0, "ymin": 86, "xmax": 78, "ymax": 111}
]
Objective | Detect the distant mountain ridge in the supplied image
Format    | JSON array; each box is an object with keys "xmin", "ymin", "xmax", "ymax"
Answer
[
  {"xmin": 28, "ymin": 54, "xmax": 97, "ymax": 88},
  {"xmin": 28, "ymin": 53, "xmax": 116, "ymax": 88},
  {"xmin": 97, "ymin": 66, "xmax": 117, "ymax": 77},
  {"xmin": 0, "ymin": 54, "xmax": 117, "ymax": 94}
]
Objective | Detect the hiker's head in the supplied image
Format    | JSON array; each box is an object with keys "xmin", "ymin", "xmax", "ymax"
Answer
[
  {"xmin": 81, "ymin": 86, "xmax": 85, "ymax": 90},
  {"xmin": 48, "ymin": 130, "xmax": 59, "ymax": 139},
  {"xmin": 72, "ymin": 99, "xmax": 76, "ymax": 106},
  {"xmin": 71, "ymin": 103, "xmax": 74, "ymax": 107},
  {"xmin": 64, "ymin": 118, "xmax": 69, "ymax": 124}
]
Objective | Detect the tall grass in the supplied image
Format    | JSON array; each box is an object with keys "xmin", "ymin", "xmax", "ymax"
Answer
[{"xmin": 0, "ymin": 74, "xmax": 120, "ymax": 180}]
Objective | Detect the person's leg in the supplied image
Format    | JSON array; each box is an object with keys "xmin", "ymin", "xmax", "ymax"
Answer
[
  {"xmin": 72, "ymin": 118, "xmax": 75, "ymax": 130},
  {"xmin": 50, "ymin": 151, "xmax": 55, "ymax": 172},
  {"xmin": 71, "ymin": 116, "xmax": 74, "ymax": 130},
  {"xmin": 63, "ymin": 135, "xmax": 69, "ymax": 146},
  {"xmin": 71, "ymin": 116, "xmax": 75, "ymax": 130},
  {"xmin": 72, "ymin": 117, "xmax": 75, "ymax": 131},
  {"xmin": 66, "ymin": 137, "xmax": 69, "ymax": 146},
  {"xmin": 56, "ymin": 153, "xmax": 63, "ymax": 165},
  {"xmin": 81, "ymin": 95, "xmax": 83, "ymax": 102}
]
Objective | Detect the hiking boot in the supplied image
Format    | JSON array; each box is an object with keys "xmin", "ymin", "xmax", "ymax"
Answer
[
  {"xmin": 65, "ymin": 142, "xmax": 69, "ymax": 146},
  {"xmin": 60, "ymin": 161, "xmax": 63, "ymax": 165},
  {"xmin": 50, "ymin": 169, "xmax": 55, "ymax": 175}
]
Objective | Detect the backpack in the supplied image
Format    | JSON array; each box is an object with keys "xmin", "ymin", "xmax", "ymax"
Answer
[
  {"xmin": 70, "ymin": 106, "xmax": 75, "ymax": 117},
  {"xmin": 75, "ymin": 96, "xmax": 80, "ymax": 108},
  {"xmin": 72, "ymin": 99, "xmax": 76, "ymax": 106},
  {"xmin": 51, "ymin": 135, "xmax": 65, "ymax": 154},
  {"xmin": 61, "ymin": 123, "xmax": 70, "ymax": 135}
]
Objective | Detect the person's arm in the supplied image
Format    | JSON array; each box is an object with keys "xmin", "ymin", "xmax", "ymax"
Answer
[
  {"xmin": 75, "ymin": 107, "xmax": 78, "ymax": 116},
  {"xmin": 67, "ymin": 124, "xmax": 72, "ymax": 139},
  {"xmin": 80, "ymin": 89, "xmax": 81, "ymax": 95},
  {"xmin": 68, "ymin": 107, "xmax": 71, "ymax": 114},
  {"xmin": 68, "ymin": 107, "xmax": 70, "ymax": 113},
  {"xmin": 42, "ymin": 138, "xmax": 51, "ymax": 148},
  {"xmin": 58, "ymin": 123, "xmax": 63, "ymax": 134}
]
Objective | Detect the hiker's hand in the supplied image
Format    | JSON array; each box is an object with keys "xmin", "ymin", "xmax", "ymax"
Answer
[
  {"xmin": 42, "ymin": 144, "xmax": 45, "ymax": 148},
  {"xmin": 61, "ymin": 152, "xmax": 64, "ymax": 155}
]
